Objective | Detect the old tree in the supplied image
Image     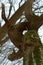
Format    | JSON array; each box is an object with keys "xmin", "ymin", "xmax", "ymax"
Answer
[{"xmin": 0, "ymin": 0, "xmax": 43, "ymax": 65}]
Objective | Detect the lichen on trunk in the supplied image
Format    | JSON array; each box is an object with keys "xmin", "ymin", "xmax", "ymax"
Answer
[{"xmin": 22, "ymin": 30, "xmax": 42, "ymax": 65}]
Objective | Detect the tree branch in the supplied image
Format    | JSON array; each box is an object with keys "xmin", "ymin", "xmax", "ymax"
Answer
[
  {"xmin": 7, "ymin": 2, "xmax": 12, "ymax": 19},
  {"xmin": 1, "ymin": 3, "xmax": 7, "ymax": 21},
  {"xmin": 8, "ymin": 50, "xmax": 23, "ymax": 61},
  {"xmin": 9, "ymin": 2, "xmax": 26, "ymax": 25},
  {"xmin": 34, "ymin": 6, "xmax": 43, "ymax": 11},
  {"xmin": 25, "ymin": 0, "xmax": 34, "ymax": 20},
  {"xmin": 0, "ymin": 36, "xmax": 9, "ymax": 46}
]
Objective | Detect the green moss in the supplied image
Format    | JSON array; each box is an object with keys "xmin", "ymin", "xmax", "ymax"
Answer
[
  {"xmin": 33, "ymin": 48, "xmax": 41, "ymax": 65},
  {"xmin": 22, "ymin": 30, "xmax": 41, "ymax": 45}
]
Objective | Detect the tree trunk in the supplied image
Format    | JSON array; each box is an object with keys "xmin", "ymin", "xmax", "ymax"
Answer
[{"xmin": 23, "ymin": 46, "xmax": 33, "ymax": 65}]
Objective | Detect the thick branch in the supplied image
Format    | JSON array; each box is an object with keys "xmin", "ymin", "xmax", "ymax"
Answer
[
  {"xmin": 0, "ymin": 25, "xmax": 9, "ymax": 45},
  {"xmin": 0, "ymin": 21, "xmax": 29, "ymax": 47},
  {"xmin": 29, "ymin": 14, "xmax": 43, "ymax": 30},
  {"xmin": 0, "ymin": 29, "xmax": 7, "ymax": 41},
  {"xmin": 2, "ymin": 1, "xmax": 43, "ymax": 32},
  {"xmin": 9, "ymin": 2, "xmax": 26, "ymax": 25},
  {"xmin": 25, "ymin": 0, "xmax": 34, "ymax": 20},
  {"xmin": 8, "ymin": 50, "xmax": 23, "ymax": 61},
  {"xmin": 1, "ymin": 14, "xmax": 43, "ymax": 46},
  {"xmin": 2, "ymin": 2, "xmax": 26, "ymax": 24}
]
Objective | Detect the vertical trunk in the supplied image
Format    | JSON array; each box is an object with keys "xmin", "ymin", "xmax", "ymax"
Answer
[
  {"xmin": 23, "ymin": 30, "xmax": 42, "ymax": 65},
  {"xmin": 23, "ymin": 46, "xmax": 33, "ymax": 65},
  {"xmin": 33, "ymin": 48, "xmax": 41, "ymax": 65},
  {"xmin": 25, "ymin": 0, "xmax": 34, "ymax": 20}
]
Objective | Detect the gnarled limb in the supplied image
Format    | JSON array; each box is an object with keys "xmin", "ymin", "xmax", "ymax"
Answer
[
  {"xmin": 1, "ymin": 2, "xmax": 43, "ymax": 61},
  {"xmin": 8, "ymin": 49, "xmax": 23, "ymax": 61},
  {"xmin": 1, "ymin": 3, "xmax": 26, "ymax": 51},
  {"xmin": 1, "ymin": 3, "xmax": 28, "ymax": 61}
]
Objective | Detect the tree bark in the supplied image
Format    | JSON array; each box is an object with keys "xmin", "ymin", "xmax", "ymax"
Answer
[
  {"xmin": 1, "ymin": 0, "xmax": 42, "ymax": 62},
  {"xmin": 23, "ymin": 47, "xmax": 33, "ymax": 65}
]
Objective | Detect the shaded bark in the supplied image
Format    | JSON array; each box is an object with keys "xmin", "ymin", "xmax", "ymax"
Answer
[
  {"xmin": 23, "ymin": 47, "xmax": 33, "ymax": 65},
  {"xmin": 0, "ymin": 37, "xmax": 9, "ymax": 46},
  {"xmin": 8, "ymin": 49, "xmax": 23, "ymax": 61},
  {"xmin": 25, "ymin": 0, "xmax": 34, "ymax": 20}
]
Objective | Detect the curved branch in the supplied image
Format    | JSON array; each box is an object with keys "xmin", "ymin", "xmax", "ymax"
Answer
[
  {"xmin": 8, "ymin": 50, "xmax": 23, "ymax": 61},
  {"xmin": 1, "ymin": 2, "xmax": 43, "ymax": 61}
]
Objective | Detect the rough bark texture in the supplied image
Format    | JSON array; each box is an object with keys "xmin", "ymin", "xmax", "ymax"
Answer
[
  {"xmin": 0, "ymin": 0, "xmax": 42, "ymax": 65},
  {"xmin": 23, "ymin": 46, "xmax": 33, "ymax": 65},
  {"xmin": 23, "ymin": 30, "xmax": 41, "ymax": 65}
]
